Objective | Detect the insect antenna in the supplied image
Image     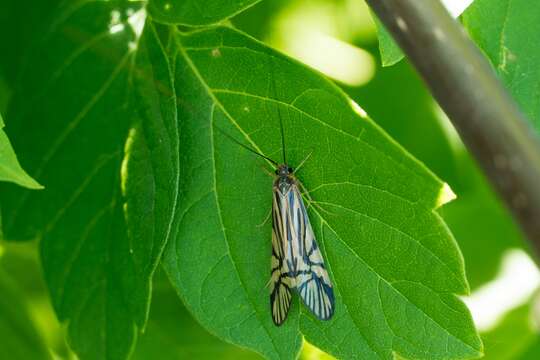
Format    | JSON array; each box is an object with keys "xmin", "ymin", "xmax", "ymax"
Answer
[
  {"xmin": 215, "ymin": 126, "xmax": 279, "ymax": 167},
  {"xmin": 269, "ymin": 57, "xmax": 287, "ymax": 165}
]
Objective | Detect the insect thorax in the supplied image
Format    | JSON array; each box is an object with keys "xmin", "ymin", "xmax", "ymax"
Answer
[{"xmin": 274, "ymin": 169, "xmax": 295, "ymax": 195}]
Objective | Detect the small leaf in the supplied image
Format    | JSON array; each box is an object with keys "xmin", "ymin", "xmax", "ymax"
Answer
[
  {"xmin": 148, "ymin": 0, "xmax": 262, "ymax": 26},
  {"xmin": 0, "ymin": 113, "xmax": 42, "ymax": 189},
  {"xmin": 373, "ymin": 0, "xmax": 473, "ymax": 66},
  {"xmin": 372, "ymin": 15, "xmax": 404, "ymax": 67},
  {"xmin": 165, "ymin": 25, "xmax": 482, "ymax": 359},
  {"xmin": 0, "ymin": 2, "xmax": 178, "ymax": 359},
  {"xmin": 462, "ymin": 0, "xmax": 540, "ymax": 131},
  {"xmin": 0, "ymin": 266, "xmax": 51, "ymax": 360}
]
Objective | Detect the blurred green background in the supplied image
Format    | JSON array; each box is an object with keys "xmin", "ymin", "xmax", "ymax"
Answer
[{"xmin": 0, "ymin": 0, "xmax": 537, "ymax": 359}]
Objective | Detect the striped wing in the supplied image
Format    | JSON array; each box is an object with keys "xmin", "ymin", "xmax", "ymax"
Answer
[
  {"xmin": 291, "ymin": 184, "xmax": 335, "ymax": 320},
  {"xmin": 270, "ymin": 187, "xmax": 294, "ymax": 325}
]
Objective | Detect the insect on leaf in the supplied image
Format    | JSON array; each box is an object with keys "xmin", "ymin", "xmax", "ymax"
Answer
[
  {"xmin": 164, "ymin": 25, "xmax": 482, "ymax": 360},
  {"xmin": 270, "ymin": 164, "xmax": 334, "ymax": 325}
]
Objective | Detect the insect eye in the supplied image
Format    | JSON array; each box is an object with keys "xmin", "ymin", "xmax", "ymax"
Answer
[
  {"xmin": 288, "ymin": 167, "xmax": 294, "ymax": 173},
  {"xmin": 274, "ymin": 169, "xmax": 279, "ymax": 175}
]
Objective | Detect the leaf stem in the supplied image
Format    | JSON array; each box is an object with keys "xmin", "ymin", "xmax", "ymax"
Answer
[{"xmin": 365, "ymin": 0, "xmax": 540, "ymax": 255}]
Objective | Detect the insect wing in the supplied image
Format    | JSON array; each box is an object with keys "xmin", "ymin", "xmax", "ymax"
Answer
[
  {"xmin": 292, "ymin": 185, "xmax": 335, "ymax": 320},
  {"xmin": 270, "ymin": 187, "xmax": 294, "ymax": 325}
]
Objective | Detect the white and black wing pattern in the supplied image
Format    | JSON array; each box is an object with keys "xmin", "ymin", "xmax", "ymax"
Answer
[
  {"xmin": 291, "ymin": 184, "xmax": 335, "ymax": 320},
  {"xmin": 270, "ymin": 187, "xmax": 294, "ymax": 325},
  {"xmin": 270, "ymin": 177, "xmax": 334, "ymax": 324}
]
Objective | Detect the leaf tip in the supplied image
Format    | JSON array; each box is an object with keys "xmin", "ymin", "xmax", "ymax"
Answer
[
  {"xmin": 28, "ymin": 181, "xmax": 45, "ymax": 190},
  {"xmin": 436, "ymin": 182, "xmax": 456, "ymax": 208}
]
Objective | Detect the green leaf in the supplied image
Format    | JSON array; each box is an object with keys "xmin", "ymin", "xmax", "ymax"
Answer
[
  {"xmin": 0, "ymin": 113, "xmax": 42, "ymax": 189},
  {"xmin": 133, "ymin": 270, "xmax": 262, "ymax": 360},
  {"xmin": 0, "ymin": 3, "xmax": 178, "ymax": 359},
  {"xmin": 0, "ymin": 266, "xmax": 51, "ymax": 360},
  {"xmin": 372, "ymin": 15, "xmax": 404, "ymax": 67},
  {"xmin": 164, "ymin": 25, "xmax": 482, "ymax": 359},
  {"xmin": 148, "ymin": 0, "xmax": 262, "ymax": 26},
  {"xmin": 344, "ymin": 59, "xmax": 459, "ymax": 187},
  {"xmin": 462, "ymin": 0, "xmax": 540, "ymax": 131},
  {"xmin": 373, "ymin": 2, "xmax": 472, "ymax": 67}
]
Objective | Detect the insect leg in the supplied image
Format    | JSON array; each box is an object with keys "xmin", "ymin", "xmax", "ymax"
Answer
[
  {"xmin": 256, "ymin": 209, "xmax": 272, "ymax": 227},
  {"xmin": 260, "ymin": 165, "xmax": 275, "ymax": 178},
  {"xmin": 292, "ymin": 151, "xmax": 313, "ymax": 174}
]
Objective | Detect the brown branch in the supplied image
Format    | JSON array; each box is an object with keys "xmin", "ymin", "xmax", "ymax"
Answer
[{"xmin": 365, "ymin": 0, "xmax": 540, "ymax": 254}]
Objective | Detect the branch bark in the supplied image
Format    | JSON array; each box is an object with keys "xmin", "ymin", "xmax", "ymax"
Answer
[{"xmin": 365, "ymin": 0, "xmax": 540, "ymax": 253}]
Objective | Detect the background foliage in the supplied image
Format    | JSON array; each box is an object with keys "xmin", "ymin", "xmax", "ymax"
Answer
[{"xmin": 0, "ymin": 0, "xmax": 538, "ymax": 359}]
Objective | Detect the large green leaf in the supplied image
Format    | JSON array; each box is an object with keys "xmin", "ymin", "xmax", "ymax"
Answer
[
  {"xmin": 462, "ymin": 0, "xmax": 540, "ymax": 131},
  {"xmin": 164, "ymin": 25, "xmax": 482, "ymax": 359},
  {"xmin": 0, "ymin": 266, "xmax": 51, "ymax": 360},
  {"xmin": 0, "ymin": 113, "xmax": 42, "ymax": 189},
  {"xmin": 0, "ymin": 2, "xmax": 178, "ymax": 359},
  {"xmin": 148, "ymin": 0, "xmax": 262, "ymax": 26}
]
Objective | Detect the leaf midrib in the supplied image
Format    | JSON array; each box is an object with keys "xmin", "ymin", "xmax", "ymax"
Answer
[{"xmin": 176, "ymin": 33, "xmax": 283, "ymax": 359}]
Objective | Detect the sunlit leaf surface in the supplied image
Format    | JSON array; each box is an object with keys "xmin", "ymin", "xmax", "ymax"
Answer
[
  {"xmin": 148, "ymin": 0, "xmax": 262, "ymax": 26},
  {"xmin": 164, "ymin": 25, "xmax": 482, "ymax": 360}
]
